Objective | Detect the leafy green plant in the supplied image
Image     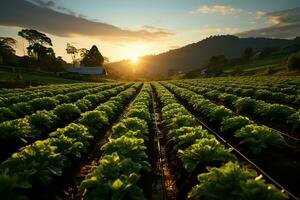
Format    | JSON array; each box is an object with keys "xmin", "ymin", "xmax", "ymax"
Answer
[
  {"xmin": 221, "ymin": 116, "xmax": 254, "ymax": 132},
  {"xmin": 127, "ymin": 108, "xmax": 151, "ymax": 122},
  {"xmin": 170, "ymin": 115, "xmax": 197, "ymax": 130},
  {"xmin": 29, "ymin": 97, "xmax": 59, "ymax": 111},
  {"xmin": 50, "ymin": 123, "xmax": 92, "ymax": 148},
  {"xmin": 101, "ymin": 136, "xmax": 150, "ymax": 170},
  {"xmin": 173, "ymin": 126, "xmax": 211, "ymax": 150},
  {"xmin": 235, "ymin": 125, "xmax": 287, "ymax": 155},
  {"xmin": 10, "ymin": 102, "xmax": 33, "ymax": 117},
  {"xmin": 0, "ymin": 118, "xmax": 32, "ymax": 143},
  {"xmin": 178, "ymin": 138, "xmax": 236, "ymax": 172},
  {"xmin": 208, "ymin": 106, "xmax": 234, "ymax": 123},
  {"xmin": 287, "ymin": 111, "xmax": 300, "ymax": 131},
  {"xmin": 0, "ymin": 107, "xmax": 16, "ymax": 123},
  {"xmin": 75, "ymin": 99, "xmax": 92, "ymax": 112},
  {"xmin": 79, "ymin": 110, "xmax": 109, "ymax": 134},
  {"xmin": 189, "ymin": 162, "xmax": 288, "ymax": 200},
  {"xmin": 80, "ymin": 153, "xmax": 146, "ymax": 200},
  {"xmin": 0, "ymin": 140, "xmax": 67, "ymax": 186},
  {"xmin": 261, "ymin": 104, "xmax": 296, "ymax": 121},
  {"xmin": 233, "ymin": 97, "xmax": 257, "ymax": 113},
  {"xmin": 54, "ymin": 94, "xmax": 70, "ymax": 103},
  {"xmin": 27, "ymin": 110, "xmax": 57, "ymax": 137},
  {"xmin": 112, "ymin": 118, "xmax": 148, "ymax": 138},
  {"xmin": 53, "ymin": 103, "xmax": 81, "ymax": 122}
]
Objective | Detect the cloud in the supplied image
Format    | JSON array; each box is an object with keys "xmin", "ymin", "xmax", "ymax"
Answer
[
  {"xmin": 236, "ymin": 7, "xmax": 300, "ymax": 39},
  {"xmin": 255, "ymin": 11, "xmax": 266, "ymax": 19},
  {"xmin": 0, "ymin": 0, "xmax": 174, "ymax": 41},
  {"xmin": 192, "ymin": 5, "xmax": 241, "ymax": 15}
]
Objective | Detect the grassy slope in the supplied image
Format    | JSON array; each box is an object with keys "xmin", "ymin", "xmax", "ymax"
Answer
[{"xmin": 223, "ymin": 54, "xmax": 287, "ymax": 73}]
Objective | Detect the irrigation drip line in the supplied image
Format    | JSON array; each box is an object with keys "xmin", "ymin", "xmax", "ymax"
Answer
[
  {"xmin": 151, "ymin": 88, "xmax": 168, "ymax": 200},
  {"xmin": 194, "ymin": 116, "xmax": 300, "ymax": 200}
]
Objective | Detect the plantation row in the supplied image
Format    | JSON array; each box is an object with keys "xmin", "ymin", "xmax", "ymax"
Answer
[
  {"xmin": 152, "ymin": 82, "xmax": 288, "ymax": 199},
  {"xmin": 0, "ymin": 77, "xmax": 298, "ymax": 200},
  {"xmin": 0, "ymin": 83, "xmax": 135, "ymax": 161},
  {"xmin": 0, "ymin": 83, "xmax": 142, "ymax": 199},
  {"xmin": 183, "ymin": 80, "xmax": 300, "ymax": 108},
  {"xmin": 175, "ymin": 81, "xmax": 300, "ymax": 136}
]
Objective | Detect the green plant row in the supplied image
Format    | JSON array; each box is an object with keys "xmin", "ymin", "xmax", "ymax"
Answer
[
  {"xmin": 164, "ymin": 82, "xmax": 288, "ymax": 155},
  {"xmin": 184, "ymin": 80, "xmax": 300, "ymax": 108},
  {"xmin": 0, "ymin": 82, "xmax": 98, "ymax": 96},
  {"xmin": 80, "ymin": 83, "xmax": 152, "ymax": 200},
  {"xmin": 0, "ymin": 83, "xmax": 142, "ymax": 200},
  {"xmin": 189, "ymin": 76, "xmax": 300, "ymax": 95},
  {"xmin": 176, "ymin": 81, "xmax": 300, "ymax": 134},
  {"xmin": 154, "ymin": 82, "xmax": 288, "ymax": 200},
  {"xmin": 0, "ymin": 83, "xmax": 132, "ymax": 158},
  {"xmin": 0, "ymin": 83, "xmax": 121, "ymax": 122},
  {"xmin": 0, "ymin": 83, "xmax": 101, "ymax": 107}
]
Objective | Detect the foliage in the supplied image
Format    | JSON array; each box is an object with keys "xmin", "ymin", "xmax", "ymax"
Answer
[
  {"xmin": 189, "ymin": 162, "xmax": 288, "ymax": 200},
  {"xmin": 235, "ymin": 125, "xmax": 287, "ymax": 155},
  {"xmin": 81, "ymin": 45, "xmax": 104, "ymax": 66},
  {"xmin": 27, "ymin": 110, "xmax": 57, "ymax": 136},
  {"xmin": 79, "ymin": 110, "xmax": 109, "ymax": 134},
  {"xmin": 0, "ymin": 118, "xmax": 32, "ymax": 142},
  {"xmin": 80, "ymin": 153, "xmax": 146, "ymax": 200},
  {"xmin": 178, "ymin": 138, "xmax": 236, "ymax": 172},
  {"xmin": 221, "ymin": 116, "xmax": 254, "ymax": 132},
  {"xmin": 53, "ymin": 103, "xmax": 81, "ymax": 122}
]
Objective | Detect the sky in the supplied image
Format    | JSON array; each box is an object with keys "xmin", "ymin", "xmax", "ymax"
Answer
[{"xmin": 0, "ymin": 0, "xmax": 300, "ymax": 62}]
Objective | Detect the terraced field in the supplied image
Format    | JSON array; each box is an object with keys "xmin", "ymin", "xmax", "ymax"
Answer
[{"xmin": 0, "ymin": 76, "xmax": 299, "ymax": 200}]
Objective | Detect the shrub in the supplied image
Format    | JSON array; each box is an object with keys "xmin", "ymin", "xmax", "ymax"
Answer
[
  {"xmin": 112, "ymin": 118, "xmax": 148, "ymax": 138},
  {"xmin": 208, "ymin": 106, "xmax": 234, "ymax": 123},
  {"xmin": 29, "ymin": 97, "xmax": 59, "ymax": 111},
  {"xmin": 287, "ymin": 111, "xmax": 300, "ymax": 131},
  {"xmin": 287, "ymin": 52, "xmax": 300, "ymax": 71},
  {"xmin": 54, "ymin": 94, "xmax": 70, "ymax": 103}
]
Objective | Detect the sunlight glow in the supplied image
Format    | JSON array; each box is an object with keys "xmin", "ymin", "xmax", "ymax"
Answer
[{"xmin": 131, "ymin": 56, "xmax": 139, "ymax": 64}]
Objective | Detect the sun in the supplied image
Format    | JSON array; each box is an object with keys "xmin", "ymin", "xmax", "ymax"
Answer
[{"xmin": 131, "ymin": 56, "xmax": 139, "ymax": 64}]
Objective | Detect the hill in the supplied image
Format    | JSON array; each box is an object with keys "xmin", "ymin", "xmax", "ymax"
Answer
[{"xmin": 108, "ymin": 35, "xmax": 298, "ymax": 79}]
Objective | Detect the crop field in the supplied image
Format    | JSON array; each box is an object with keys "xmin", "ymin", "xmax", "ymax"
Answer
[{"xmin": 0, "ymin": 76, "xmax": 299, "ymax": 200}]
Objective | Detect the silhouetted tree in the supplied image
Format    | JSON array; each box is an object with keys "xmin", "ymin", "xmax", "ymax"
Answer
[
  {"xmin": 287, "ymin": 52, "xmax": 300, "ymax": 71},
  {"xmin": 242, "ymin": 47, "xmax": 253, "ymax": 60},
  {"xmin": 81, "ymin": 45, "xmax": 104, "ymax": 66},
  {"xmin": 66, "ymin": 43, "xmax": 78, "ymax": 66},
  {"xmin": 18, "ymin": 29, "xmax": 53, "ymax": 66},
  {"xmin": 0, "ymin": 37, "xmax": 16, "ymax": 65}
]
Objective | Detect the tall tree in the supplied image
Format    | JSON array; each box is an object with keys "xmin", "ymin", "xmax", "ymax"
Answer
[
  {"xmin": 0, "ymin": 37, "xmax": 16, "ymax": 55},
  {"xmin": 66, "ymin": 43, "xmax": 78, "ymax": 66},
  {"xmin": 18, "ymin": 29, "xmax": 53, "ymax": 62},
  {"xmin": 242, "ymin": 47, "xmax": 253, "ymax": 60},
  {"xmin": 81, "ymin": 45, "xmax": 104, "ymax": 66}
]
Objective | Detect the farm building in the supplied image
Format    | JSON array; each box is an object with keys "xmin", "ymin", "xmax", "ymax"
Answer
[{"xmin": 67, "ymin": 66, "xmax": 107, "ymax": 80}]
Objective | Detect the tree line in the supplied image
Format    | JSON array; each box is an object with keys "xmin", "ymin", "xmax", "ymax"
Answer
[{"xmin": 0, "ymin": 29, "xmax": 107, "ymax": 72}]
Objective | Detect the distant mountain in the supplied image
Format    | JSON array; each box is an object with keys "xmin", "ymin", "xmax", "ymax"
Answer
[{"xmin": 109, "ymin": 35, "xmax": 297, "ymax": 78}]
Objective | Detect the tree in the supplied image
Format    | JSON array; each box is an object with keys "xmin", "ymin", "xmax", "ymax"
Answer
[
  {"xmin": 81, "ymin": 45, "xmax": 104, "ymax": 66},
  {"xmin": 18, "ymin": 29, "xmax": 53, "ymax": 64},
  {"xmin": 66, "ymin": 43, "xmax": 78, "ymax": 66},
  {"xmin": 0, "ymin": 37, "xmax": 16, "ymax": 55},
  {"xmin": 242, "ymin": 47, "xmax": 253, "ymax": 60},
  {"xmin": 204, "ymin": 55, "xmax": 228, "ymax": 77},
  {"xmin": 287, "ymin": 52, "xmax": 300, "ymax": 71},
  {"xmin": 0, "ymin": 37, "xmax": 16, "ymax": 65}
]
